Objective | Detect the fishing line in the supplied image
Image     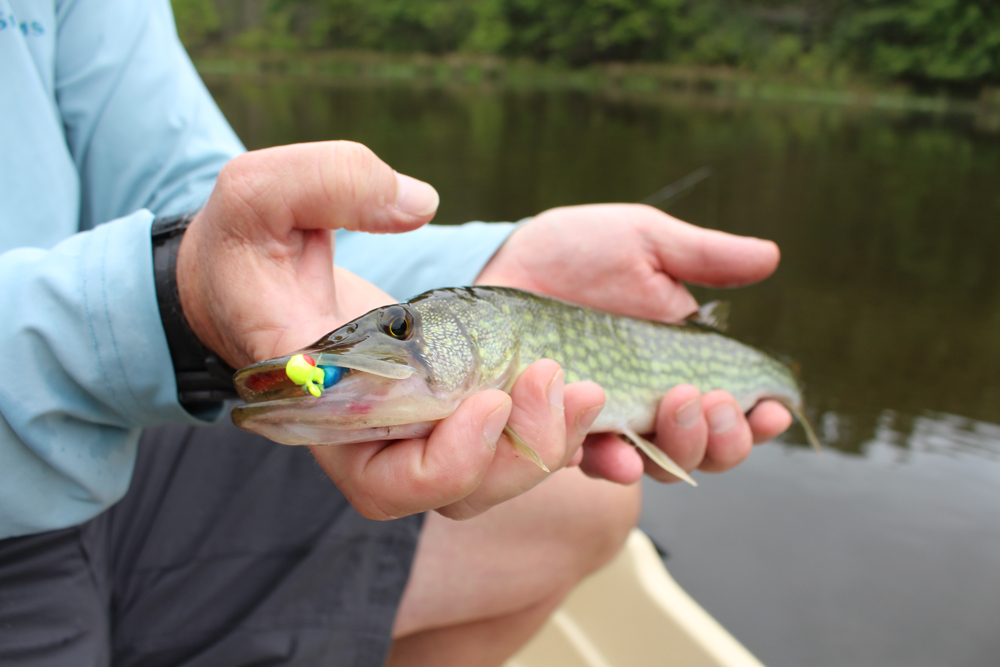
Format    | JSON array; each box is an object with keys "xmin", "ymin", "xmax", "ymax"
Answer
[{"xmin": 640, "ymin": 166, "xmax": 714, "ymax": 210}]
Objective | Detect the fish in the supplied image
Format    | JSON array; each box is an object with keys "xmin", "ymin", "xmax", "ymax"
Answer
[{"xmin": 232, "ymin": 286, "xmax": 820, "ymax": 486}]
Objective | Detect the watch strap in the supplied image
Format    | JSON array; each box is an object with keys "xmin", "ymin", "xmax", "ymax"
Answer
[{"xmin": 152, "ymin": 212, "xmax": 239, "ymax": 409}]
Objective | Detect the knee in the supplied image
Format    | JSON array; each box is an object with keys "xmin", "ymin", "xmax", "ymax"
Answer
[
  {"xmin": 394, "ymin": 472, "xmax": 640, "ymax": 637},
  {"xmin": 571, "ymin": 474, "xmax": 642, "ymax": 579},
  {"xmin": 538, "ymin": 469, "xmax": 642, "ymax": 591}
]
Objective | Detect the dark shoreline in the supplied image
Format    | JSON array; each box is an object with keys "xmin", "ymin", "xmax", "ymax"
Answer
[{"xmin": 192, "ymin": 50, "xmax": 1000, "ymax": 123}]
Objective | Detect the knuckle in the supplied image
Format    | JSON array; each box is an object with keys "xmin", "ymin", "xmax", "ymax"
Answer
[
  {"xmin": 708, "ymin": 433, "xmax": 752, "ymax": 470},
  {"xmin": 635, "ymin": 202, "xmax": 663, "ymax": 218},
  {"xmin": 214, "ymin": 153, "xmax": 274, "ymax": 222},
  {"xmin": 437, "ymin": 500, "xmax": 485, "ymax": 521},
  {"xmin": 216, "ymin": 156, "xmax": 254, "ymax": 200},
  {"xmin": 410, "ymin": 467, "xmax": 476, "ymax": 509},
  {"xmin": 328, "ymin": 141, "xmax": 386, "ymax": 205},
  {"xmin": 333, "ymin": 139, "xmax": 373, "ymax": 163},
  {"xmin": 342, "ymin": 489, "xmax": 399, "ymax": 521}
]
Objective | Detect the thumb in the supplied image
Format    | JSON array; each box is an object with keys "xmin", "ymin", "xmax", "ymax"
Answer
[
  {"xmin": 211, "ymin": 141, "xmax": 439, "ymax": 240},
  {"xmin": 644, "ymin": 209, "xmax": 780, "ymax": 287}
]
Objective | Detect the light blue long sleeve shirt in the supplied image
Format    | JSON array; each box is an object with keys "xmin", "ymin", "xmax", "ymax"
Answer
[{"xmin": 0, "ymin": 0, "xmax": 513, "ymax": 539}]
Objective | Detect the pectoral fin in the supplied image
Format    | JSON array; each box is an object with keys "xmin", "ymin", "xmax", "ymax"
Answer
[
  {"xmin": 621, "ymin": 427, "xmax": 697, "ymax": 487},
  {"xmin": 504, "ymin": 426, "xmax": 551, "ymax": 473},
  {"xmin": 684, "ymin": 301, "xmax": 730, "ymax": 332}
]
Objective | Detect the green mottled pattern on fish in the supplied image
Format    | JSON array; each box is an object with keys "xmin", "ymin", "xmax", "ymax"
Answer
[
  {"xmin": 407, "ymin": 287, "xmax": 800, "ymax": 434},
  {"xmin": 232, "ymin": 286, "xmax": 817, "ymax": 482}
]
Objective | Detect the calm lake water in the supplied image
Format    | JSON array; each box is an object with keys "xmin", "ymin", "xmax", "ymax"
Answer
[{"xmin": 206, "ymin": 76, "xmax": 1000, "ymax": 667}]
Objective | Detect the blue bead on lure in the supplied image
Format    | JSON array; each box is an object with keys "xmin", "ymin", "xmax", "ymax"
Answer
[
  {"xmin": 318, "ymin": 365, "xmax": 346, "ymax": 388},
  {"xmin": 286, "ymin": 355, "xmax": 347, "ymax": 397}
]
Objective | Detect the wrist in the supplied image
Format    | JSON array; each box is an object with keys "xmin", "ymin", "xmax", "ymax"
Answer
[
  {"xmin": 474, "ymin": 225, "xmax": 524, "ymax": 286},
  {"xmin": 152, "ymin": 212, "xmax": 238, "ymax": 410}
]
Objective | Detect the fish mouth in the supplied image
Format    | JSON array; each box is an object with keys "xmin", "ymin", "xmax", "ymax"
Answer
[
  {"xmin": 232, "ymin": 359, "xmax": 455, "ymax": 446},
  {"xmin": 234, "ymin": 352, "xmax": 417, "ymax": 405}
]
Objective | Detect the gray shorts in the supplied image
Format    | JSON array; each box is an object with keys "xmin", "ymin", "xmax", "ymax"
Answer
[{"xmin": 0, "ymin": 419, "xmax": 424, "ymax": 667}]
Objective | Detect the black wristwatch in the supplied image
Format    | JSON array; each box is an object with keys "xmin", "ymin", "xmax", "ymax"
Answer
[{"xmin": 152, "ymin": 212, "xmax": 239, "ymax": 410}]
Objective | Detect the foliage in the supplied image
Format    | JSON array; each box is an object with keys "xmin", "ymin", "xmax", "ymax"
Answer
[
  {"xmin": 496, "ymin": 0, "xmax": 687, "ymax": 65},
  {"xmin": 833, "ymin": 0, "xmax": 1000, "ymax": 87},
  {"xmin": 231, "ymin": 9, "xmax": 302, "ymax": 51},
  {"xmin": 171, "ymin": 0, "xmax": 221, "ymax": 47},
  {"xmin": 303, "ymin": 0, "xmax": 479, "ymax": 53},
  {"xmin": 172, "ymin": 0, "xmax": 1000, "ymax": 90}
]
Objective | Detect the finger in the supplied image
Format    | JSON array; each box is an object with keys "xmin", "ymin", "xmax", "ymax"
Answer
[
  {"xmin": 503, "ymin": 359, "xmax": 569, "ymax": 471},
  {"xmin": 308, "ymin": 390, "xmax": 509, "ymax": 520},
  {"xmin": 641, "ymin": 206, "xmax": 780, "ymax": 288},
  {"xmin": 748, "ymin": 400, "xmax": 794, "ymax": 444},
  {"xmin": 563, "ymin": 381, "xmax": 606, "ymax": 466},
  {"xmin": 698, "ymin": 390, "xmax": 754, "ymax": 473},
  {"xmin": 579, "ymin": 434, "xmax": 644, "ymax": 485},
  {"xmin": 639, "ymin": 275, "xmax": 700, "ymax": 323},
  {"xmin": 437, "ymin": 360, "xmax": 578, "ymax": 520},
  {"xmin": 209, "ymin": 141, "xmax": 439, "ymax": 240},
  {"xmin": 646, "ymin": 384, "xmax": 708, "ymax": 483}
]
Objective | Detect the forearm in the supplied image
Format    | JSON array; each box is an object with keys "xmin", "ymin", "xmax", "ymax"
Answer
[
  {"xmin": 0, "ymin": 213, "xmax": 214, "ymax": 539},
  {"xmin": 57, "ymin": 0, "xmax": 243, "ymax": 228}
]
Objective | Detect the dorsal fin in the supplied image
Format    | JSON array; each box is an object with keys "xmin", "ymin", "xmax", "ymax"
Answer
[{"xmin": 684, "ymin": 301, "xmax": 730, "ymax": 332}]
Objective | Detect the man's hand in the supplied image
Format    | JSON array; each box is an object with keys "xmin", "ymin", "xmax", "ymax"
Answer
[
  {"xmin": 177, "ymin": 141, "xmax": 440, "ymax": 368},
  {"xmin": 476, "ymin": 203, "xmax": 793, "ymax": 485},
  {"xmin": 176, "ymin": 142, "xmax": 605, "ymax": 521}
]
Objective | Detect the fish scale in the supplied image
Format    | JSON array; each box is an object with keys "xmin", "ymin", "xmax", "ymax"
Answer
[
  {"xmin": 451, "ymin": 287, "xmax": 803, "ymax": 435},
  {"xmin": 232, "ymin": 286, "xmax": 820, "ymax": 485}
]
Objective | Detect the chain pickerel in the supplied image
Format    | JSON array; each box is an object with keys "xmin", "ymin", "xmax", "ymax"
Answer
[{"xmin": 232, "ymin": 286, "xmax": 820, "ymax": 486}]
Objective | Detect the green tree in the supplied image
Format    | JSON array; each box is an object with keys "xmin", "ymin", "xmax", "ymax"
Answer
[
  {"xmin": 311, "ymin": 0, "xmax": 478, "ymax": 53},
  {"xmin": 171, "ymin": 0, "xmax": 222, "ymax": 47},
  {"xmin": 834, "ymin": 0, "xmax": 1000, "ymax": 87},
  {"xmin": 180, "ymin": 0, "xmax": 1000, "ymax": 91},
  {"xmin": 498, "ymin": 0, "xmax": 688, "ymax": 64}
]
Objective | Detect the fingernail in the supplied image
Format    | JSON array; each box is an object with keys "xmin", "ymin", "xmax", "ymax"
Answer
[
  {"xmin": 483, "ymin": 401, "xmax": 509, "ymax": 451},
  {"xmin": 576, "ymin": 404, "xmax": 604, "ymax": 434},
  {"xmin": 547, "ymin": 369, "xmax": 564, "ymax": 408},
  {"xmin": 707, "ymin": 403, "xmax": 739, "ymax": 434},
  {"xmin": 675, "ymin": 397, "xmax": 702, "ymax": 430},
  {"xmin": 395, "ymin": 173, "xmax": 439, "ymax": 216}
]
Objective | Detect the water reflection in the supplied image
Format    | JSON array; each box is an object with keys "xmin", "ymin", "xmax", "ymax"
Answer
[
  {"xmin": 203, "ymin": 76, "xmax": 1000, "ymax": 665},
  {"xmin": 889, "ymin": 410, "xmax": 1000, "ymax": 461},
  {"xmin": 816, "ymin": 409, "xmax": 1000, "ymax": 462},
  {"xmin": 642, "ymin": 410, "xmax": 1000, "ymax": 667},
  {"xmin": 204, "ymin": 77, "xmax": 1000, "ymax": 454}
]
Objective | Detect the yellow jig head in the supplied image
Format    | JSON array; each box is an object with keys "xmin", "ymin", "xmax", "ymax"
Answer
[{"xmin": 286, "ymin": 354, "xmax": 325, "ymax": 397}]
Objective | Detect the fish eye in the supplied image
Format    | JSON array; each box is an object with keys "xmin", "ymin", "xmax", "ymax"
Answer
[{"xmin": 379, "ymin": 306, "xmax": 413, "ymax": 340}]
